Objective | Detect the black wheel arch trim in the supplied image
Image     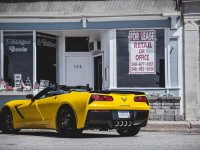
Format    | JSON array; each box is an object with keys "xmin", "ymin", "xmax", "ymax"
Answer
[{"xmin": 0, "ymin": 106, "xmax": 11, "ymax": 113}]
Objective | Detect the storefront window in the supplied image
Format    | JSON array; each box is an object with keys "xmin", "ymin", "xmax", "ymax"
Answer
[
  {"xmin": 36, "ymin": 32, "xmax": 57, "ymax": 85},
  {"xmin": 117, "ymin": 29, "xmax": 165, "ymax": 87},
  {"xmin": 65, "ymin": 37, "xmax": 89, "ymax": 52},
  {"xmin": 3, "ymin": 32, "xmax": 33, "ymax": 87}
]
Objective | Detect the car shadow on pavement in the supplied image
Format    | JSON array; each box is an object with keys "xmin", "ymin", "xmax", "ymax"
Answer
[
  {"xmin": 0, "ymin": 131, "xmax": 60, "ymax": 138},
  {"xmin": 75, "ymin": 133, "xmax": 120, "ymax": 139},
  {"xmin": 0, "ymin": 131, "xmax": 124, "ymax": 138}
]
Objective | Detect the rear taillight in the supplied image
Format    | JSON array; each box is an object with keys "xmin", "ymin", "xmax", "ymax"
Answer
[
  {"xmin": 134, "ymin": 96, "xmax": 149, "ymax": 105},
  {"xmin": 89, "ymin": 94, "xmax": 113, "ymax": 104}
]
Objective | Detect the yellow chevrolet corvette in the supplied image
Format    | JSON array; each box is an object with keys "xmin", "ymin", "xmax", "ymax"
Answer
[{"xmin": 0, "ymin": 85, "xmax": 150, "ymax": 137}]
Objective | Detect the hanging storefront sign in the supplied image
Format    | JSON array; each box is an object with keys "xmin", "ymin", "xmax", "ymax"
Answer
[{"xmin": 129, "ymin": 30, "xmax": 156, "ymax": 74}]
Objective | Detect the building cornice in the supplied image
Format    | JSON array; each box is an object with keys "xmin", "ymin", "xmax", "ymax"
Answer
[
  {"xmin": 0, "ymin": 11, "xmax": 180, "ymax": 19},
  {"xmin": 0, "ymin": 11, "xmax": 180, "ymax": 23}
]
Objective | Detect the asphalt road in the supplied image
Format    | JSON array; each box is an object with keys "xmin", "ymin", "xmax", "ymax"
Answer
[{"xmin": 0, "ymin": 130, "xmax": 200, "ymax": 150}]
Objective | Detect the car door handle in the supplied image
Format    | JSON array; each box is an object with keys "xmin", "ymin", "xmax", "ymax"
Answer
[{"xmin": 55, "ymin": 96, "xmax": 57, "ymax": 99}]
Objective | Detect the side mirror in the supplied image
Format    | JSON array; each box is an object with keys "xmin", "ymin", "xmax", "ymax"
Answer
[{"xmin": 26, "ymin": 94, "xmax": 34, "ymax": 101}]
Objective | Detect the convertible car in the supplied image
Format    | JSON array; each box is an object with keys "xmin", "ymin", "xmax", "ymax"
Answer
[{"xmin": 0, "ymin": 85, "xmax": 150, "ymax": 137}]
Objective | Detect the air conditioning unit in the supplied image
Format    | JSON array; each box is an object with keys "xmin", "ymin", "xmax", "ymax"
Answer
[{"xmin": 89, "ymin": 41, "xmax": 101, "ymax": 52}]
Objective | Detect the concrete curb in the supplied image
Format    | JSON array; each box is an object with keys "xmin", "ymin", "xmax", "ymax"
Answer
[
  {"xmin": 190, "ymin": 121, "xmax": 200, "ymax": 133},
  {"xmin": 141, "ymin": 121, "xmax": 200, "ymax": 133}
]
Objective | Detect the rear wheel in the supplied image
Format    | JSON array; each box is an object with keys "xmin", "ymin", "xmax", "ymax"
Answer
[
  {"xmin": 56, "ymin": 106, "xmax": 81, "ymax": 138},
  {"xmin": 117, "ymin": 127, "xmax": 140, "ymax": 137},
  {"xmin": 0, "ymin": 108, "xmax": 21, "ymax": 134}
]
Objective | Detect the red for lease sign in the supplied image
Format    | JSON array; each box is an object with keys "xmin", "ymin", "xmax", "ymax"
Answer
[{"xmin": 129, "ymin": 30, "xmax": 156, "ymax": 74}]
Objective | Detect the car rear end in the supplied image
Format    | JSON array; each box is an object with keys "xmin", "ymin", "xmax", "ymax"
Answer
[{"xmin": 84, "ymin": 91, "xmax": 150, "ymax": 131}]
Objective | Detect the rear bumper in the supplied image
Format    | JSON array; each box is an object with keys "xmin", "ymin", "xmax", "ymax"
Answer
[{"xmin": 84, "ymin": 110, "xmax": 149, "ymax": 129}]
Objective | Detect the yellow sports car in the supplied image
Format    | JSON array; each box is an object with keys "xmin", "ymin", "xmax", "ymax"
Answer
[{"xmin": 0, "ymin": 85, "xmax": 150, "ymax": 137}]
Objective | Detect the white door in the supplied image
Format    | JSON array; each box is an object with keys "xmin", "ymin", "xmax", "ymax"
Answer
[{"xmin": 65, "ymin": 55, "xmax": 92, "ymax": 86}]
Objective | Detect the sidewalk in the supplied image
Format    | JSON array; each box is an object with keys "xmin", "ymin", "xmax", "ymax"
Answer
[{"xmin": 141, "ymin": 120, "xmax": 200, "ymax": 133}]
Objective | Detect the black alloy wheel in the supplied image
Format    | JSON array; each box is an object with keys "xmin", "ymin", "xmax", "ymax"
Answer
[
  {"xmin": 117, "ymin": 127, "xmax": 140, "ymax": 137},
  {"xmin": 56, "ymin": 106, "xmax": 82, "ymax": 138},
  {"xmin": 0, "ymin": 108, "xmax": 21, "ymax": 134}
]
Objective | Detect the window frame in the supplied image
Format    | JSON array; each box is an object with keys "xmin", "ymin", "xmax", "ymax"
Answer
[
  {"xmin": 112, "ymin": 28, "xmax": 181, "ymax": 92},
  {"xmin": 116, "ymin": 28, "xmax": 166, "ymax": 88}
]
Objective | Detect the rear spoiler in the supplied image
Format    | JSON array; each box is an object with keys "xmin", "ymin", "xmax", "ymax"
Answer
[{"xmin": 90, "ymin": 90, "xmax": 145, "ymax": 95}]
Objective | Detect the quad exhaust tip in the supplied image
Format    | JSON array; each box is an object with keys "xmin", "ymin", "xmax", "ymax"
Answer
[
  {"xmin": 124, "ymin": 121, "xmax": 128, "ymax": 126},
  {"xmin": 128, "ymin": 121, "xmax": 132, "ymax": 126},
  {"xmin": 114, "ymin": 121, "xmax": 132, "ymax": 127},
  {"xmin": 119, "ymin": 121, "xmax": 123, "ymax": 126},
  {"xmin": 115, "ymin": 121, "xmax": 119, "ymax": 127}
]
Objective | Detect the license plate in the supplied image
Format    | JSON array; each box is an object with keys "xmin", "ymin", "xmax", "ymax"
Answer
[{"xmin": 118, "ymin": 111, "xmax": 130, "ymax": 118}]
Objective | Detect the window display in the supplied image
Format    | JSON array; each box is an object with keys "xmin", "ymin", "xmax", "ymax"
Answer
[{"xmin": 14, "ymin": 74, "xmax": 22, "ymax": 89}]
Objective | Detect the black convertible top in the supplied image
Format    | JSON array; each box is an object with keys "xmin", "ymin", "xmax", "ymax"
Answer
[
  {"xmin": 58, "ymin": 85, "xmax": 145, "ymax": 95},
  {"xmin": 54, "ymin": 85, "xmax": 145, "ymax": 95},
  {"xmin": 33, "ymin": 85, "xmax": 145, "ymax": 100}
]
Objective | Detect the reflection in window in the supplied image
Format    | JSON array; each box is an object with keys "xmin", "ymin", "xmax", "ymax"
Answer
[{"xmin": 36, "ymin": 32, "xmax": 57, "ymax": 85}]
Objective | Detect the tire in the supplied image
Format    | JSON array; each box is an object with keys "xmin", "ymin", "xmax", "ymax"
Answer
[
  {"xmin": 56, "ymin": 106, "xmax": 81, "ymax": 138},
  {"xmin": 0, "ymin": 108, "xmax": 21, "ymax": 134},
  {"xmin": 117, "ymin": 127, "xmax": 140, "ymax": 137}
]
